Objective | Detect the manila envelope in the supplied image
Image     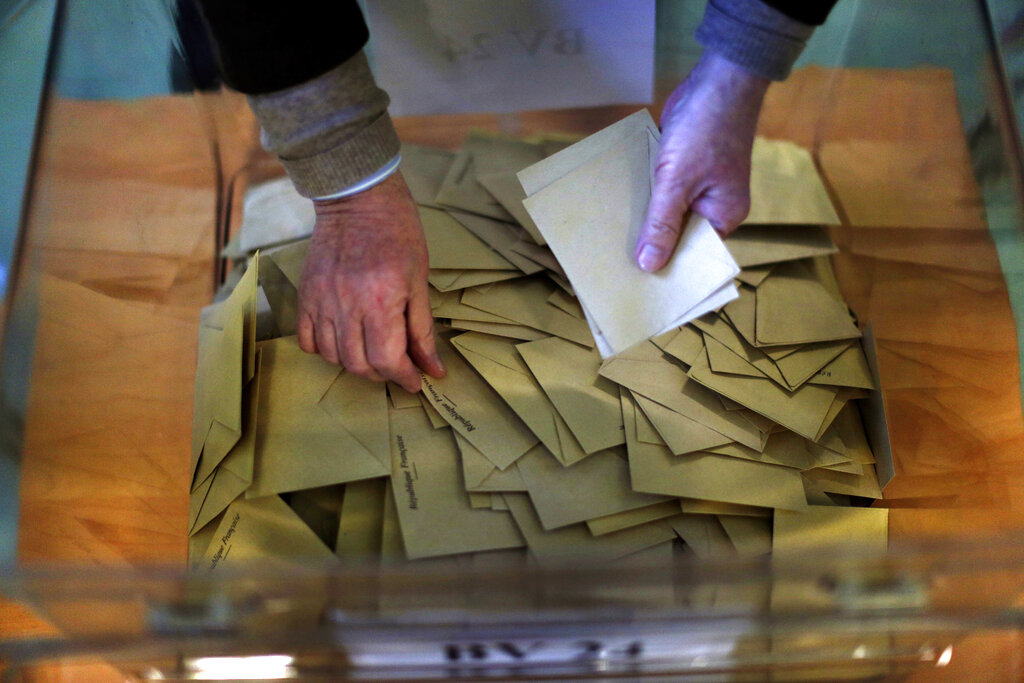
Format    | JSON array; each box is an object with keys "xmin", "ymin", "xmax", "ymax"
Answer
[
  {"xmin": 718, "ymin": 515, "xmax": 772, "ymax": 557},
  {"xmin": 450, "ymin": 319, "xmax": 547, "ymax": 342},
  {"xmin": 745, "ymin": 137, "xmax": 840, "ymax": 225},
  {"xmin": 692, "ymin": 315, "xmax": 788, "ymax": 387},
  {"xmin": 420, "ymin": 206, "xmax": 517, "ymax": 271},
  {"xmin": 687, "ymin": 347, "xmax": 838, "ymax": 441},
  {"xmin": 516, "ymin": 336, "xmax": 624, "ymax": 454},
  {"xmin": 773, "ymin": 506, "xmax": 888, "ymax": 558},
  {"xmin": 735, "ymin": 264, "xmax": 775, "ymax": 287},
  {"xmin": 455, "ymin": 433, "xmax": 528, "ymax": 492},
  {"xmin": 190, "ymin": 352, "xmax": 262, "ymax": 535},
  {"xmin": 477, "ymin": 171, "xmax": 545, "ymax": 245},
  {"xmin": 430, "ymin": 287, "xmax": 514, "ymax": 324},
  {"xmin": 191, "ymin": 253, "xmax": 259, "ymax": 482},
  {"xmin": 389, "ymin": 406, "xmax": 524, "ymax": 560},
  {"xmin": 265, "ymin": 239, "xmax": 308, "ymax": 289},
  {"xmin": 658, "ymin": 324, "xmax": 705, "ymax": 366},
  {"xmin": 599, "ymin": 342, "xmax": 762, "ymax": 450},
  {"xmin": 419, "ymin": 333, "xmax": 538, "ymax": 470},
  {"xmin": 436, "ymin": 132, "xmax": 545, "ymax": 221},
  {"xmin": 724, "ymin": 225, "xmax": 838, "ymax": 268},
  {"xmin": 586, "ymin": 501, "xmax": 682, "ymax": 536},
  {"xmin": 516, "ymin": 445, "xmax": 669, "ymax": 531},
  {"xmin": 632, "ymin": 392, "xmax": 734, "ymax": 455},
  {"xmin": 503, "ymin": 493, "xmax": 676, "ymax": 568},
  {"xmin": 755, "ymin": 260, "xmax": 861, "ymax": 346},
  {"xmin": 428, "ymin": 269, "xmax": 522, "ymax": 292},
  {"xmin": 802, "ymin": 464, "xmax": 883, "ymax": 499},
  {"xmin": 246, "ymin": 336, "xmax": 390, "ymax": 497},
  {"xmin": 624, "ymin": 392, "xmax": 807, "ymax": 511},
  {"xmin": 200, "ymin": 495, "xmax": 338, "ymax": 573},
  {"xmin": 521, "ymin": 121, "xmax": 738, "ymax": 355},
  {"xmin": 335, "ymin": 477, "xmax": 387, "ymax": 559},
  {"xmin": 703, "ymin": 430, "xmax": 849, "ymax": 471},
  {"xmin": 451, "ymin": 332, "xmax": 589, "ymax": 466},
  {"xmin": 461, "ymin": 276, "xmax": 594, "ymax": 347},
  {"xmin": 668, "ymin": 515, "xmax": 735, "ymax": 559},
  {"xmin": 446, "ymin": 208, "xmax": 544, "ymax": 274},
  {"xmin": 678, "ymin": 499, "xmax": 771, "ymax": 518},
  {"xmin": 401, "ymin": 144, "xmax": 455, "ymax": 207},
  {"xmin": 808, "ymin": 343, "xmax": 876, "ymax": 389}
]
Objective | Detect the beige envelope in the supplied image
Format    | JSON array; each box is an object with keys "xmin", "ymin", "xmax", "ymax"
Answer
[
  {"xmin": 190, "ymin": 353, "xmax": 261, "ymax": 535},
  {"xmin": 803, "ymin": 464, "xmax": 883, "ymax": 499},
  {"xmin": 451, "ymin": 332, "xmax": 589, "ymax": 466},
  {"xmin": 775, "ymin": 340, "xmax": 854, "ymax": 389},
  {"xmin": 419, "ymin": 334, "xmax": 538, "ymax": 470},
  {"xmin": 831, "ymin": 404, "xmax": 875, "ymax": 465},
  {"xmin": 418, "ymin": 393, "xmax": 449, "ymax": 429},
  {"xmin": 436, "ymin": 132, "xmax": 545, "ymax": 220},
  {"xmin": 668, "ymin": 515, "xmax": 735, "ymax": 559},
  {"xmin": 477, "ymin": 171, "xmax": 545, "ymax": 244},
  {"xmin": 503, "ymin": 493, "xmax": 676, "ymax": 568},
  {"xmin": 586, "ymin": 501, "xmax": 682, "ymax": 536},
  {"xmin": 599, "ymin": 342, "xmax": 762, "ymax": 450},
  {"xmin": 658, "ymin": 324, "xmax": 705, "ymax": 366},
  {"xmin": 624, "ymin": 392, "xmax": 807, "ymax": 511},
  {"xmin": 547, "ymin": 288, "xmax": 585, "ymax": 319},
  {"xmin": 745, "ymin": 137, "xmax": 840, "ymax": 225},
  {"xmin": 286, "ymin": 485, "xmax": 345, "ymax": 550},
  {"xmin": 735, "ymin": 264, "xmax": 775, "ymax": 287},
  {"xmin": 246, "ymin": 336, "xmax": 390, "ymax": 497},
  {"xmin": 446, "ymin": 208, "xmax": 544, "ymax": 274},
  {"xmin": 724, "ymin": 225, "xmax": 838, "ymax": 269},
  {"xmin": 428, "ymin": 269, "xmax": 522, "ymax": 292},
  {"xmin": 389, "ymin": 406, "xmax": 524, "ymax": 560},
  {"xmin": 387, "ymin": 382, "xmax": 421, "ymax": 410},
  {"xmin": 516, "ymin": 336, "xmax": 624, "ymax": 454},
  {"xmin": 191, "ymin": 254, "xmax": 259, "ymax": 481},
  {"xmin": 718, "ymin": 515, "xmax": 772, "ymax": 557},
  {"xmin": 687, "ymin": 347, "xmax": 837, "ymax": 442},
  {"xmin": 461, "ymin": 276, "xmax": 594, "ymax": 347},
  {"xmin": 401, "ymin": 144, "xmax": 455, "ymax": 207},
  {"xmin": 380, "ymin": 479, "xmax": 404, "ymax": 562},
  {"xmin": 200, "ymin": 495, "xmax": 338, "ymax": 572},
  {"xmin": 704, "ymin": 430, "xmax": 849, "ymax": 471},
  {"xmin": 521, "ymin": 123, "xmax": 738, "ymax": 355},
  {"xmin": 516, "ymin": 445, "xmax": 669, "ymax": 530},
  {"xmin": 632, "ymin": 392, "xmax": 734, "ymax": 455},
  {"xmin": 755, "ymin": 260, "xmax": 862, "ymax": 346},
  {"xmin": 335, "ymin": 477, "xmax": 387, "ymax": 559},
  {"xmin": 808, "ymin": 343, "xmax": 876, "ymax": 390},
  {"xmin": 455, "ymin": 433, "xmax": 528, "ymax": 492},
  {"xmin": 692, "ymin": 315, "xmax": 788, "ymax": 387},
  {"xmin": 678, "ymin": 499, "xmax": 771, "ymax": 518},
  {"xmin": 430, "ymin": 287, "xmax": 513, "ymax": 324},
  {"xmin": 704, "ymin": 334, "xmax": 770, "ymax": 379},
  {"xmin": 518, "ymin": 110, "xmax": 656, "ymax": 196},
  {"xmin": 265, "ymin": 239, "xmax": 308, "ymax": 289},
  {"xmin": 450, "ymin": 319, "xmax": 548, "ymax": 341},
  {"xmin": 420, "ymin": 206, "xmax": 517, "ymax": 271}
]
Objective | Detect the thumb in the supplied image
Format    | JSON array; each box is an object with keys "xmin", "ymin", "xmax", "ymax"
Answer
[{"xmin": 636, "ymin": 157, "xmax": 694, "ymax": 273}]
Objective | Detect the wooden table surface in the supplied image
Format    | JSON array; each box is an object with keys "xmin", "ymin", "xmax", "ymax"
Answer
[{"xmin": 4, "ymin": 67, "xmax": 1023, "ymax": 680}]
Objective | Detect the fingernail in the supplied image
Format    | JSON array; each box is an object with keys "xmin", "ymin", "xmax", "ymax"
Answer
[
  {"xmin": 433, "ymin": 354, "xmax": 447, "ymax": 375},
  {"xmin": 638, "ymin": 244, "xmax": 663, "ymax": 272}
]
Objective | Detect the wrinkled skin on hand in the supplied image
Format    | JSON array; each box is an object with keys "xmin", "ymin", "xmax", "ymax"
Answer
[
  {"xmin": 636, "ymin": 52, "xmax": 770, "ymax": 272},
  {"xmin": 297, "ymin": 171, "xmax": 446, "ymax": 392}
]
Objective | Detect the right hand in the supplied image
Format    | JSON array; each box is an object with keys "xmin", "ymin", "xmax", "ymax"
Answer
[
  {"xmin": 297, "ymin": 171, "xmax": 446, "ymax": 392},
  {"xmin": 636, "ymin": 52, "xmax": 770, "ymax": 272}
]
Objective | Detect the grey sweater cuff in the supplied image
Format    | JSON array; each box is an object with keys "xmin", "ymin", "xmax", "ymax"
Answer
[
  {"xmin": 247, "ymin": 50, "xmax": 401, "ymax": 198},
  {"xmin": 695, "ymin": 0, "xmax": 816, "ymax": 81}
]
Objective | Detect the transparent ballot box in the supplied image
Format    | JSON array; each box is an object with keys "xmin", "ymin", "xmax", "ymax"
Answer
[{"xmin": 2, "ymin": 0, "xmax": 1024, "ymax": 680}]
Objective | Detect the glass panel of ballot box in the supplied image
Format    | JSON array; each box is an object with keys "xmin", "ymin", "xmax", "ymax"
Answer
[{"xmin": 2, "ymin": 0, "xmax": 1024, "ymax": 680}]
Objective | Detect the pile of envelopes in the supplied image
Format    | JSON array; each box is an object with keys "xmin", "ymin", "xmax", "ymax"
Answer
[{"xmin": 189, "ymin": 111, "xmax": 887, "ymax": 574}]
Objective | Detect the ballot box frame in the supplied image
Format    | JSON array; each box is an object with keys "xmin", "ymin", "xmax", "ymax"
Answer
[{"xmin": 3, "ymin": 0, "xmax": 1024, "ymax": 680}]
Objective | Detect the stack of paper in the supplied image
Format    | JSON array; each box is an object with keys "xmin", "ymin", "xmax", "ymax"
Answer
[{"xmin": 189, "ymin": 113, "xmax": 888, "ymax": 576}]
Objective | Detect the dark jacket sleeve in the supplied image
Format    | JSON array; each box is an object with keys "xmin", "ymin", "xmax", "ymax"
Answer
[
  {"xmin": 194, "ymin": 0, "xmax": 369, "ymax": 95},
  {"xmin": 761, "ymin": 1, "xmax": 840, "ymax": 26}
]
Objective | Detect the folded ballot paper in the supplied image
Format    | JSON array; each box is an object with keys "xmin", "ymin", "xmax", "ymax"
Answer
[
  {"xmin": 191, "ymin": 111, "xmax": 891, "ymax": 579},
  {"xmin": 518, "ymin": 110, "xmax": 740, "ymax": 357}
]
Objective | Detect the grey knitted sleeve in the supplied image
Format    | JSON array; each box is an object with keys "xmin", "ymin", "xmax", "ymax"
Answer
[
  {"xmin": 695, "ymin": 0, "xmax": 817, "ymax": 81},
  {"xmin": 247, "ymin": 50, "xmax": 400, "ymax": 198}
]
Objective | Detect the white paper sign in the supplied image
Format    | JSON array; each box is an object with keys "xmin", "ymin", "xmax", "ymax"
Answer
[{"xmin": 365, "ymin": 0, "xmax": 655, "ymax": 116}]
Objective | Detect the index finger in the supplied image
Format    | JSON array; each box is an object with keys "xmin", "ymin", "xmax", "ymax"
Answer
[{"xmin": 363, "ymin": 303, "xmax": 422, "ymax": 394}]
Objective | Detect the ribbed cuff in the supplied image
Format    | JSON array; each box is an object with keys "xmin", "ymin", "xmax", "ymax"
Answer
[
  {"xmin": 248, "ymin": 50, "xmax": 402, "ymax": 198},
  {"xmin": 695, "ymin": 0, "xmax": 815, "ymax": 81},
  {"xmin": 313, "ymin": 153, "xmax": 402, "ymax": 201}
]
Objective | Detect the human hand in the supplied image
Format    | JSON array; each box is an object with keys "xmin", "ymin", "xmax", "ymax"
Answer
[
  {"xmin": 636, "ymin": 52, "xmax": 770, "ymax": 272},
  {"xmin": 297, "ymin": 171, "xmax": 446, "ymax": 392}
]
